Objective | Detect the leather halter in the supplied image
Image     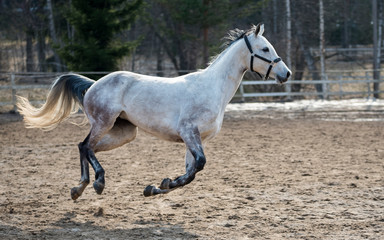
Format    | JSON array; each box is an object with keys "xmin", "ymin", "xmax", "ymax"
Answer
[{"xmin": 244, "ymin": 34, "xmax": 281, "ymax": 80}]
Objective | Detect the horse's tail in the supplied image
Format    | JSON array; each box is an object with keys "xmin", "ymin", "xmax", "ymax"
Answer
[{"xmin": 17, "ymin": 74, "xmax": 95, "ymax": 130}]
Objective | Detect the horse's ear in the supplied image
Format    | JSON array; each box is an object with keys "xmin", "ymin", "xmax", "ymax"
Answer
[{"xmin": 254, "ymin": 23, "xmax": 264, "ymax": 36}]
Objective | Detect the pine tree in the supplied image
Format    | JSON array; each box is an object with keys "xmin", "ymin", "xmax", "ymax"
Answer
[{"xmin": 58, "ymin": 0, "xmax": 143, "ymax": 72}]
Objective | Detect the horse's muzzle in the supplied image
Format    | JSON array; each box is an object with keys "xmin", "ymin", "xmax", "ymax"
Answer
[{"xmin": 276, "ymin": 71, "xmax": 291, "ymax": 84}]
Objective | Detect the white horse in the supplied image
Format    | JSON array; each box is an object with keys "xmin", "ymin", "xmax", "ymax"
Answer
[{"xmin": 17, "ymin": 24, "xmax": 291, "ymax": 199}]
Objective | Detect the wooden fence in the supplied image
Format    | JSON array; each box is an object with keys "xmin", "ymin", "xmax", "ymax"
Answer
[{"xmin": 0, "ymin": 71, "xmax": 383, "ymax": 112}]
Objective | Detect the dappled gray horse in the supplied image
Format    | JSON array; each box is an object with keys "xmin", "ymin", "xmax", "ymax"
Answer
[{"xmin": 17, "ymin": 24, "xmax": 291, "ymax": 200}]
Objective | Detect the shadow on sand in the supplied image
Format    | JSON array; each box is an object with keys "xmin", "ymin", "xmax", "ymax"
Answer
[{"xmin": 0, "ymin": 211, "xmax": 199, "ymax": 240}]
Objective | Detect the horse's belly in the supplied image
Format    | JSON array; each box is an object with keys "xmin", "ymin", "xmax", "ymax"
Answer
[
  {"xmin": 119, "ymin": 111, "xmax": 182, "ymax": 142},
  {"xmin": 199, "ymin": 121, "xmax": 222, "ymax": 141},
  {"xmin": 119, "ymin": 104, "xmax": 223, "ymax": 143},
  {"xmin": 144, "ymin": 129, "xmax": 184, "ymax": 143}
]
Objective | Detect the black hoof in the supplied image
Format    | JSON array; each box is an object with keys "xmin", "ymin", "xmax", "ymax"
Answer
[
  {"xmin": 143, "ymin": 185, "xmax": 156, "ymax": 197},
  {"xmin": 93, "ymin": 181, "xmax": 105, "ymax": 195},
  {"xmin": 71, "ymin": 187, "xmax": 81, "ymax": 200},
  {"xmin": 160, "ymin": 178, "xmax": 172, "ymax": 189}
]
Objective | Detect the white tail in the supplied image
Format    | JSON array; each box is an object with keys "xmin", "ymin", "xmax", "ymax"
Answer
[{"xmin": 17, "ymin": 74, "xmax": 95, "ymax": 130}]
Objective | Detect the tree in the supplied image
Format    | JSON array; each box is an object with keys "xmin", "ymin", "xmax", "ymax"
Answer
[
  {"xmin": 319, "ymin": 0, "xmax": 326, "ymax": 99},
  {"xmin": 285, "ymin": 0, "xmax": 292, "ymax": 96},
  {"xmin": 146, "ymin": 0, "xmax": 232, "ymax": 75},
  {"xmin": 47, "ymin": 0, "xmax": 62, "ymax": 72},
  {"xmin": 58, "ymin": 0, "xmax": 143, "ymax": 72},
  {"xmin": 373, "ymin": 0, "xmax": 382, "ymax": 98},
  {"xmin": 19, "ymin": 0, "xmax": 48, "ymax": 72},
  {"xmin": 291, "ymin": 0, "xmax": 323, "ymax": 98}
]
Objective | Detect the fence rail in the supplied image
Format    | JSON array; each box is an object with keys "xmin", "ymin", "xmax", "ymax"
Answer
[
  {"xmin": 0, "ymin": 72, "xmax": 383, "ymax": 112},
  {"xmin": 236, "ymin": 78, "xmax": 382, "ymax": 100}
]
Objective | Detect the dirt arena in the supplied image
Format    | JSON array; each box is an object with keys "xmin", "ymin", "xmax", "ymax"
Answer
[{"xmin": 0, "ymin": 106, "xmax": 383, "ymax": 239}]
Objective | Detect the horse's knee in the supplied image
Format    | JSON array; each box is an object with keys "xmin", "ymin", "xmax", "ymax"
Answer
[
  {"xmin": 190, "ymin": 149, "xmax": 206, "ymax": 172},
  {"xmin": 185, "ymin": 173, "xmax": 195, "ymax": 184},
  {"xmin": 195, "ymin": 155, "xmax": 206, "ymax": 172}
]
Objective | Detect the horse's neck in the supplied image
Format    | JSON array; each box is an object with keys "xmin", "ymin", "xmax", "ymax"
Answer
[{"xmin": 202, "ymin": 40, "xmax": 247, "ymax": 107}]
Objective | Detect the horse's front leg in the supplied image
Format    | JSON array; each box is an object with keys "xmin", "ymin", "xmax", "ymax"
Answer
[{"xmin": 144, "ymin": 126, "xmax": 206, "ymax": 196}]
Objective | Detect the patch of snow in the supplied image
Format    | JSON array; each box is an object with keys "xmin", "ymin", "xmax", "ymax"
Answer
[
  {"xmin": 225, "ymin": 98, "xmax": 384, "ymax": 122},
  {"xmin": 226, "ymin": 98, "xmax": 384, "ymax": 112}
]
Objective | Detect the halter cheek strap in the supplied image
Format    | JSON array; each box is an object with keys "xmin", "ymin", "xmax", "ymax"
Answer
[{"xmin": 244, "ymin": 34, "xmax": 281, "ymax": 80}]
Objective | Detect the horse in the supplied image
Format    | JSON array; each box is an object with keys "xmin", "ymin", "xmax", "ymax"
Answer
[{"xmin": 17, "ymin": 24, "xmax": 291, "ymax": 200}]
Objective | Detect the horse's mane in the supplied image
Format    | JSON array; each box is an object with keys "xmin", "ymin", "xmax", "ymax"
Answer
[
  {"xmin": 222, "ymin": 25, "xmax": 256, "ymax": 48},
  {"xmin": 208, "ymin": 25, "xmax": 256, "ymax": 66}
]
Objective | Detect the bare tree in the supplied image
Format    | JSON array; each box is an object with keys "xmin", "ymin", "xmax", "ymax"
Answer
[
  {"xmin": 293, "ymin": 1, "xmax": 323, "ymax": 99},
  {"xmin": 202, "ymin": 0, "xmax": 210, "ymax": 66},
  {"xmin": 285, "ymin": 0, "xmax": 292, "ymax": 97},
  {"xmin": 319, "ymin": 0, "xmax": 326, "ymax": 98},
  {"xmin": 342, "ymin": 0, "xmax": 350, "ymax": 48},
  {"xmin": 47, "ymin": 0, "xmax": 62, "ymax": 72},
  {"xmin": 23, "ymin": 1, "xmax": 35, "ymax": 72},
  {"xmin": 373, "ymin": 0, "xmax": 382, "ymax": 98}
]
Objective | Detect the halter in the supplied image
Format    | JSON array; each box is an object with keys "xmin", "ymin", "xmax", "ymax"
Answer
[{"xmin": 244, "ymin": 34, "xmax": 281, "ymax": 80}]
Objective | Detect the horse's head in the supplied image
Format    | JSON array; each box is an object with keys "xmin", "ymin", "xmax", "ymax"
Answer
[{"xmin": 244, "ymin": 23, "xmax": 291, "ymax": 84}]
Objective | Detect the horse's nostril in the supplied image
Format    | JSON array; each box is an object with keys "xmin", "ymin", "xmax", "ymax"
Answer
[
  {"xmin": 276, "ymin": 74, "xmax": 288, "ymax": 83},
  {"xmin": 286, "ymin": 71, "xmax": 291, "ymax": 78}
]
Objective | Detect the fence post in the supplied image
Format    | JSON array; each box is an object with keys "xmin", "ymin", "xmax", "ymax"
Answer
[
  {"xmin": 338, "ymin": 75, "xmax": 343, "ymax": 100},
  {"xmin": 322, "ymin": 74, "xmax": 328, "ymax": 100},
  {"xmin": 285, "ymin": 79, "xmax": 292, "ymax": 101},
  {"xmin": 11, "ymin": 73, "xmax": 17, "ymax": 113},
  {"xmin": 239, "ymin": 82, "xmax": 245, "ymax": 102},
  {"xmin": 366, "ymin": 72, "xmax": 372, "ymax": 99}
]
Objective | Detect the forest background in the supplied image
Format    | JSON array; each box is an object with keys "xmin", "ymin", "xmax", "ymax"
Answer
[{"xmin": 0, "ymin": 0, "xmax": 381, "ymax": 92}]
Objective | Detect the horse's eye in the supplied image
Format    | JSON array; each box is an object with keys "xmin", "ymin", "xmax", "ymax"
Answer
[{"xmin": 262, "ymin": 47, "xmax": 269, "ymax": 52}]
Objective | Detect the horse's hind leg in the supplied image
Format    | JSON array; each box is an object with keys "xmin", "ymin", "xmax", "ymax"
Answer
[
  {"xmin": 144, "ymin": 125, "xmax": 206, "ymax": 196},
  {"xmin": 72, "ymin": 131, "xmax": 106, "ymax": 197},
  {"xmin": 71, "ymin": 134, "xmax": 91, "ymax": 200},
  {"xmin": 71, "ymin": 117, "xmax": 137, "ymax": 200}
]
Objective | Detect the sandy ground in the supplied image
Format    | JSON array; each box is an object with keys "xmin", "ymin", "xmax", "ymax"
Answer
[{"xmin": 0, "ymin": 100, "xmax": 384, "ymax": 239}]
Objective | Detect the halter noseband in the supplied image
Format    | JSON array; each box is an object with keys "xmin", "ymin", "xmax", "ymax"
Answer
[{"xmin": 244, "ymin": 34, "xmax": 281, "ymax": 80}]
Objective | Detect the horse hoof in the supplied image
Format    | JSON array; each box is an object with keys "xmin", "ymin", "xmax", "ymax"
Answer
[
  {"xmin": 71, "ymin": 187, "xmax": 80, "ymax": 200},
  {"xmin": 93, "ymin": 181, "xmax": 105, "ymax": 195},
  {"xmin": 143, "ymin": 185, "xmax": 156, "ymax": 197},
  {"xmin": 160, "ymin": 178, "xmax": 172, "ymax": 189}
]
